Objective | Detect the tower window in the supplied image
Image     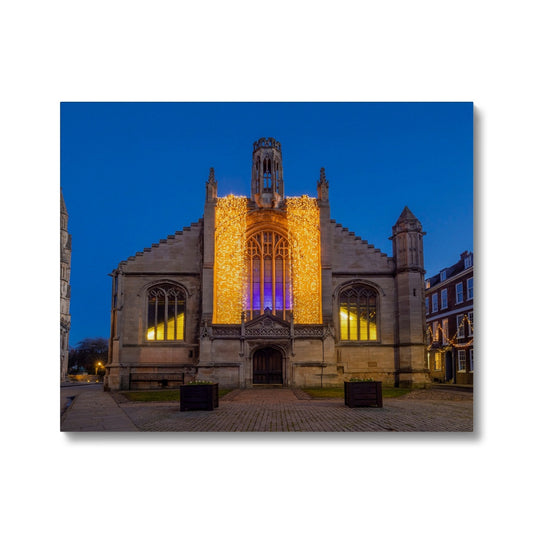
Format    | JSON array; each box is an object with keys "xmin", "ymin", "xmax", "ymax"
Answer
[
  {"xmin": 339, "ymin": 285, "xmax": 378, "ymax": 341},
  {"xmin": 263, "ymin": 159, "xmax": 272, "ymax": 192},
  {"xmin": 146, "ymin": 283, "xmax": 185, "ymax": 341}
]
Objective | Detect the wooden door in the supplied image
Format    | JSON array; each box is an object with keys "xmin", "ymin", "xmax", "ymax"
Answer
[{"xmin": 253, "ymin": 347, "xmax": 283, "ymax": 384}]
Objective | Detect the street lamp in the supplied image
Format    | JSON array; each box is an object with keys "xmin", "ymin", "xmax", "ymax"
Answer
[{"xmin": 95, "ymin": 361, "xmax": 103, "ymax": 381}]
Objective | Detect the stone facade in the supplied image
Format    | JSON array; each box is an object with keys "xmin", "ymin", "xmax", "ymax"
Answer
[
  {"xmin": 60, "ymin": 191, "xmax": 72, "ymax": 381},
  {"xmin": 105, "ymin": 138, "xmax": 429, "ymax": 391}
]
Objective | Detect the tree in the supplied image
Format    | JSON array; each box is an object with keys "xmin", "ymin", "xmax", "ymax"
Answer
[{"xmin": 68, "ymin": 337, "xmax": 108, "ymax": 374}]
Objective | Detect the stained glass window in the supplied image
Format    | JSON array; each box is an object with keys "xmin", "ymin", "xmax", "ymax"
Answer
[{"xmin": 246, "ymin": 231, "xmax": 291, "ymax": 320}]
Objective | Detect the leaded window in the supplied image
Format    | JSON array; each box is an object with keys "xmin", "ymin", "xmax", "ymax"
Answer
[
  {"xmin": 146, "ymin": 283, "xmax": 185, "ymax": 341},
  {"xmin": 246, "ymin": 231, "xmax": 292, "ymax": 320},
  {"xmin": 339, "ymin": 285, "xmax": 378, "ymax": 341}
]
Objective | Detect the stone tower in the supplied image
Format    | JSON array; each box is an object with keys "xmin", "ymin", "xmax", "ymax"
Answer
[
  {"xmin": 251, "ymin": 137, "xmax": 284, "ymax": 208},
  {"xmin": 60, "ymin": 190, "xmax": 72, "ymax": 381},
  {"xmin": 391, "ymin": 206, "xmax": 429, "ymax": 387}
]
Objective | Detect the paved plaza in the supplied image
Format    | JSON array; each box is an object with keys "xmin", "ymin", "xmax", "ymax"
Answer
[{"xmin": 60, "ymin": 384, "xmax": 473, "ymax": 432}]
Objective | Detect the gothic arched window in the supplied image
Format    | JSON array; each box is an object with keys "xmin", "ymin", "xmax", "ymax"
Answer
[
  {"xmin": 263, "ymin": 159, "xmax": 272, "ymax": 192},
  {"xmin": 146, "ymin": 283, "xmax": 185, "ymax": 341},
  {"xmin": 339, "ymin": 285, "xmax": 378, "ymax": 341},
  {"xmin": 246, "ymin": 231, "xmax": 291, "ymax": 320}
]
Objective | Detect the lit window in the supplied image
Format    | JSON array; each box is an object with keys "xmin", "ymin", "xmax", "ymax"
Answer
[
  {"xmin": 146, "ymin": 284, "xmax": 185, "ymax": 341},
  {"xmin": 457, "ymin": 315, "xmax": 465, "ymax": 338},
  {"xmin": 432, "ymin": 293, "xmax": 438, "ymax": 312},
  {"xmin": 246, "ymin": 231, "xmax": 291, "ymax": 320},
  {"xmin": 434, "ymin": 352, "xmax": 442, "ymax": 371},
  {"xmin": 456, "ymin": 282, "xmax": 464, "ymax": 304},
  {"xmin": 441, "ymin": 288, "xmax": 448, "ymax": 309},
  {"xmin": 432, "ymin": 322, "xmax": 439, "ymax": 343},
  {"xmin": 442, "ymin": 318, "xmax": 449, "ymax": 344},
  {"xmin": 467, "ymin": 277, "xmax": 473, "ymax": 300},
  {"xmin": 458, "ymin": 350, "xmax": 466, "ymax": 371},
  {"xmin": 339, "ymin": 285, "xmax": 378, "ymax": 341},
  {"xmin": 468, "ymin": 312, "xmax": 474, "ymax": 337}
]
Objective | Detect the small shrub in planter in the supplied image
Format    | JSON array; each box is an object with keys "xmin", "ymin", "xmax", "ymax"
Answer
[
  {"xmin": 344, "ymin": 378, "xmax": 383, "ymax": 408},
  {"xmin": 180, "ymin": 381, "xmax": 219, "ymax": 411}
]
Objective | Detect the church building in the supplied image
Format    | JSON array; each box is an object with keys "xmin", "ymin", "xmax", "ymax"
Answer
[{"xmin": 104, "ymin": 138, "xmax": 429, "ymax": 391}]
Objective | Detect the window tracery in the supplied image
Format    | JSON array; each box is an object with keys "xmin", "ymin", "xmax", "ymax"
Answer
[
  {"xmin": 245, "ymin": 230, "xmax": 291, "ymax": 320},
  {"xmin": 339, "ymin": 285, "xmax": 378, "ymax": 341},
  {"xmin": 146, "ymin": 283, "xmax": 185, "ymax": 341}
]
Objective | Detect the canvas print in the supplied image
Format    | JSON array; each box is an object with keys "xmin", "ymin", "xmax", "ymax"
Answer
[{"xmin": 60, "ymin": 102, "xmax": 473, "ymax": 432}]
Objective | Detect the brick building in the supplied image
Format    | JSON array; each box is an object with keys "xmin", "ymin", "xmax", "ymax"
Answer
[
  {"xmin": 105, "ymin": 138, "xmax": 430, "ymax": 391},
  {"xmin": 425, "ymin": 251, "xmax": 474, "ymax": 385}
]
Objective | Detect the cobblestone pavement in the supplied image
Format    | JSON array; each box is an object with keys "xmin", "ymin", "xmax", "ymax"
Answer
[
  {"xmin": 115, "ymin": 387, "xmax": 473, "ymax": 432},
  {"xmin": 61, "ymin": 385, "xmax": 473, "ymax": 432}
]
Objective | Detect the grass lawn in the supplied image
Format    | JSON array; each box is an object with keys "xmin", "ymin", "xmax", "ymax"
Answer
[
  {"xmin": 302, "ymin": 386, "xmax": 411, "ymax": 399},
  {"xmin": 120, "ymin": 388, "xmax": 233, "ymax": 402}
]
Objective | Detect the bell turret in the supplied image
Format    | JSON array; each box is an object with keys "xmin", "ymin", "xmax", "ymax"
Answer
[{"xmin": 251, "ymin": 137, "xmax": 284, "ymax": 208}]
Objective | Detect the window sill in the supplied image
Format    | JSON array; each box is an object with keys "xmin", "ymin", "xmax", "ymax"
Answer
[
  {"xmin": 338, "ymin": 340, "xmax": 380, "ymax": 345},
  {"xmin": 144, "ymin": 340, "xmax": 186, "ymax": 345}
]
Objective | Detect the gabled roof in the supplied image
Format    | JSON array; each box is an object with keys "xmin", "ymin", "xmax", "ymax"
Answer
[{"xmin": 245, "ymin": 308, "xmax": 290, "ymax": 327}]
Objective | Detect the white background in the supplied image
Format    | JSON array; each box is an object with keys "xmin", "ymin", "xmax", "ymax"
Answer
[{"xmin": 1, "ymin": 1, "xmax": 531, "ymax": 532}]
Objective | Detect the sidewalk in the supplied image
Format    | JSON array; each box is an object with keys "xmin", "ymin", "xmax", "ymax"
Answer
[{"xmin": 61, "ymin": 385, "xmax": 138, "ymax": 431}]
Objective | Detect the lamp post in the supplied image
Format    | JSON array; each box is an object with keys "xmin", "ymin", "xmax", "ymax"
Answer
[{"xmin": 95, "ymin": 361, "xmax": 103, "ymax": 381}]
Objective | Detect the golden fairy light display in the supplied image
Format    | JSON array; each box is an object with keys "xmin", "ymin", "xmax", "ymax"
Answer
[
  {"xmin": 426, "ymin": 314, "xmax": 474, "ymax": 349},
  {"xmin": 213, "ymin": 195, "xmax": 248, "ymax": 323},
  {"xmin": 286, "ymin": 195, "xmax": 322, "ymax": 324}
]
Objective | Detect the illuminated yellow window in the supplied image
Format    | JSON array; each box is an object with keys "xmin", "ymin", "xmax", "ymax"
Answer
[
  {"xmin": 339, "ymin": 285, "xmax": 377, "ymax": 341},
  {"xmin": 146, "ymin": 284, "xmax": 185, "ymax": 341}
]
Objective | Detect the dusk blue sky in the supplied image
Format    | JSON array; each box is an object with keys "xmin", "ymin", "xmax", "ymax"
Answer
[{"xmin": 61, "ymin": 102, "xmax": 473, "ymax": 347}]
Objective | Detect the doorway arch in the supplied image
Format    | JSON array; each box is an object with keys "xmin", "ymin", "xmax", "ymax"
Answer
[{"xmin": 253, "ymin": 347, "xmax": 283, "ymax": 384}]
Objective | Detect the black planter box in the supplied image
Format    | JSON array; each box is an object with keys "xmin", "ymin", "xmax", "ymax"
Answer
[
  {"xmin": 180, "ymin": 383, "xmax": 219, "ymax": 411},
  {"xmin": 344, "ymin": 381, "xmax": 383, "ymax": 408}
]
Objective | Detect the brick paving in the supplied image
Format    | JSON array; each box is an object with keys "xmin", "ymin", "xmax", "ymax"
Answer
[{"xmin": 61, "ymin": 384, "xmax": 473, "ymax": 432}]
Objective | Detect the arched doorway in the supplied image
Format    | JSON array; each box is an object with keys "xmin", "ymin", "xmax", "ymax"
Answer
[{"xmin": 253, "ymin": 347, "xmax": 283, "ymax": 384}]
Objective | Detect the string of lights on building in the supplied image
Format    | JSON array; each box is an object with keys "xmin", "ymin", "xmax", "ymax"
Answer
[
  {"xmin": 212, "ymin": 194, "xmax": 323, "ymax": 325},
  {"xmin": 426, "ymin": 313, "xmax": 474, "ymax": 350},
  {"xmin": 213, "ymin": 194, "xmax": 248, "ymax": 323},
  {"xmin": 286, "ymin": 195, "xmax": 322, "ymax": 324}
]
